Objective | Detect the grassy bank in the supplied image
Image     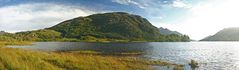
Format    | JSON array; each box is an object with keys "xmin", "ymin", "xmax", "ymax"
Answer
[
  {"xmin": 0, "ymin": 42, "xmax": 184, "ymax": 70},
  {"xmin": 0, "ymin": 41, "xmax": 32, "ymax": 46}
]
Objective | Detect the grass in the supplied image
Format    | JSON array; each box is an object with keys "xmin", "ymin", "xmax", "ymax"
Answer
[
  {"xmin": 65, "ymin": 50, "xmax": 101, "ymax": 54},
  {"xmin": 173, "ymin": 65, "xmax": 184, "ymax": 70},
  {"xmin": 0, "ymin": 42, "xmax": 185, "ymax": 70},
  {"xmin": 0, "ymin": 41, "xmax": 32, "ymax": 46},
  {"xmin": 59, "ymin": 51, "xmax": 144, "ymax": 56}
]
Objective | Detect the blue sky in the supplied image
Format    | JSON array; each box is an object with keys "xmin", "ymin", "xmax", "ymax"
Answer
[{"xmin": 0, "ymin": 0, "xmax": 238, "ymax": 40}]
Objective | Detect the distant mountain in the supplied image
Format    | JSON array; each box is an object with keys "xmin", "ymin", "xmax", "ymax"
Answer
[
  {"xmin": 159, "ymin": 27, "xmax": 183, "ymax": 36},
  {"xmin": 201, "ymin": 27, "xmax": 239, "ymax": 41},
  {"xmin": 0, "ymin": 31, "xmax": 8, "ymax": 35}
]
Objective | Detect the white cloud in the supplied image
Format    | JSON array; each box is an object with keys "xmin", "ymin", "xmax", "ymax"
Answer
[
  {"xmin": 112, "ymin": 0, "xmax": 192, "ymax": 24},
  {"xmin": 112, "ymin": 0, "xmax": 146, "ymax": 9},
  {"xmin": 113, "ymin": 0, "xmax": 191, "ymax": 9},
  {"xmin": 172, "ymin": 0, "xmax": 191, "ymax": 8},
  {"xmin": 0, "ymin": 3, "xmax": 95, "ymax": 32},
  {"xmin": 112, "ymin": 0, "xmax": 132, "ymax": 5}
]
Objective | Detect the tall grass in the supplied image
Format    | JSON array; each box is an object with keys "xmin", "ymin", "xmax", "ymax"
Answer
[
  {"xmin": 0, "ymin": 48, "xmax": 145, "ymax": 70},
  {"xmin": 0, "ymin": 42, "xmax": 184, "ymax": 70},
  {"xmin": 0, "ymin": 41, "xmax": 32, "ymax": 46}
]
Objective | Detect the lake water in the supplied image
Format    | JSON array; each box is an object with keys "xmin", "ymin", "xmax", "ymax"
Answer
[{"xmin": 8, "ymin": 42, "xmax": 239, "ymax": 70}]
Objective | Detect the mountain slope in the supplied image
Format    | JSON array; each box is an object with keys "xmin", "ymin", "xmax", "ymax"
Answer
[
  {"xmin": 48, "ymin": 12, "xmax": 161, "ymax": 41},
  {"xmin": 201, "ymin": 27, "xmax": 239, "ymax": 41},
  {"xmin": 159, "ymin": 27, "xmax": 183, "ymax": 36}
]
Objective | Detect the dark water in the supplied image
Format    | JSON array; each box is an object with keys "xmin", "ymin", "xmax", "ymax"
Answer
[{"xmin": 8, "ymin": 42, "xmax": 239, "ymax": 70}]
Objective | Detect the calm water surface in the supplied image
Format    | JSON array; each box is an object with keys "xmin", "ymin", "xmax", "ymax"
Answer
[{"xmin": 8, "ymin": 42, "xmax": 239, "ymax": 70}]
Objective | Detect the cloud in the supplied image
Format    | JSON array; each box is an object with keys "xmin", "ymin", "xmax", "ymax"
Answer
[
  {"xmin": 112, "ymin": 0, "xmax": 191, "ymax": 9},
  {"xmin": 112, "ymin": 0, "xmax": 146, "ymax": 9},
  {"xmin": 172, "ymin": 0, "xmax": 191, "ymax": 8},
  {"xmin": 112, "ymin": 0, "xmax": 192, "ymax": 22},
  {"xmin": 0, "ymin": 3, "xmax": 96, "ymax": 32},
  {"xmin": 112, "ymin": 0, "xmax": 132, "ymax": 5}
]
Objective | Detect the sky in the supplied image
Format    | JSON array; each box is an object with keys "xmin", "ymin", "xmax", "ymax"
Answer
[{"xmin": 0, "ymin": 0, "xmax": 239, "ymax": 40}]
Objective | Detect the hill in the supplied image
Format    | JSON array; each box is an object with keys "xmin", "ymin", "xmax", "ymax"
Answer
[
  {"xmin": 49, "ymin": 12, "xmax": 160, "ymax": 41},
  {"xmin": 159, "ymin": 27, "xmax": 183, "ymax": 36},
  {"xmin": 0, "ymin": 12, "xmax": 190, "ymax": 42},
  {"xmin": 48, "ymin": 12, "xmax": 190, "ymax": 42},
  {"xmin": 201, "ymin": 27, "xmax": 239, "ymax": 41}
]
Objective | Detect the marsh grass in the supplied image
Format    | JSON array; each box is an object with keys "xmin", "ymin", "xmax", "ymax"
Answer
[
  {"xmin": 0, "ymin": 42, "xmax": 184, "ymax": 70},
  {"xmin": 173, "ymin": 65, "xmax": 184, "ymax": 70},
  {"xmin": 0, "ymin": 48, "xmax": 145, "ymax": 70},
  {"xmin": 0, "ymin": 41, "xmax": 32, "ymax": 46},
  {"xmin": 60, "ymin": 50, "xmax": 144, "ymax": 56}
]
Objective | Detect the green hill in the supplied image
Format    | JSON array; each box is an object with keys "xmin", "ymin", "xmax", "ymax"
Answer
[
  {"xmin": 48, "ymin": 12, "xmax": 161, "ymax": 41},
  {"xmin": 0, "ymin": 12, "xmax": 190, "ymax": 42},
  {"xmin": 201, "ymin": 27, "xmax": 239, "ymax": 41},
  {"xmin": 48, "ymin": 12, "xmax": 190, "ymax": 42}
]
